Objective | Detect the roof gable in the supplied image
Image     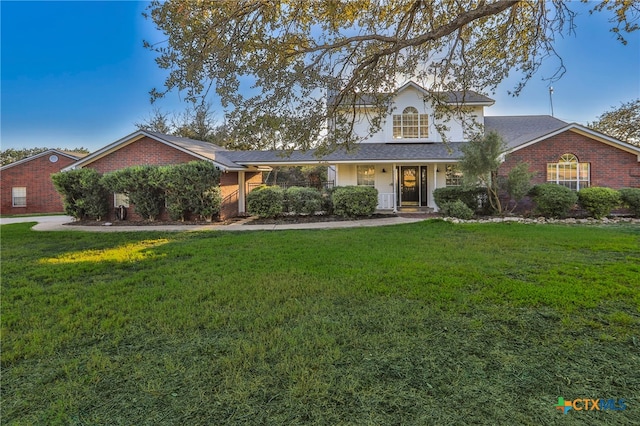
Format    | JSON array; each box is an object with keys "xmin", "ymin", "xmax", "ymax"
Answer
[
  {"xmin": 1, "ymin": 149, "xmax": 85, "ymax": 171},
  {"xmin": 62, "ymin": 130, "xmax": 245, "ymax": 171}
]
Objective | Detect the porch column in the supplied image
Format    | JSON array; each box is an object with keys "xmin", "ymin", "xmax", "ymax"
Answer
[
  {"xmin": 238, "ymin": 171, "xmax": 246, "ymax": 214},
  {"xmin": 432, "ymin": 164, "xmax": 438, "ymax": 212},
  {"xmin": 392, "ymin": 163, "xmax": 397, "ymax": 213}
]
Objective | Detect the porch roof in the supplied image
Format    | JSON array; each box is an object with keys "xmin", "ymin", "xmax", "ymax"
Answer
[{"xmin": 224, "ymin": 142, "xmax": 467, "ymax": 165}]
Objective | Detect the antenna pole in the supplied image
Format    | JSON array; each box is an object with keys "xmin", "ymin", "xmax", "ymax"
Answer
[{"xmin": 549, "ymin": 87, "xmax": 554, "ymax": 117}]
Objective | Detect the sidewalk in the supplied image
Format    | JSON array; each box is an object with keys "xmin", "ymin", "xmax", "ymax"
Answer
[{"xmin": 0, "ymin": 215, "xmax": 425, "ymax": 232}]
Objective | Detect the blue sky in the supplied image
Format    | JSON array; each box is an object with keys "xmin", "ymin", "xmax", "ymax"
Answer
[{"xmin": 1, "ymin": 1, "xmax": 639, "ymax": 152}]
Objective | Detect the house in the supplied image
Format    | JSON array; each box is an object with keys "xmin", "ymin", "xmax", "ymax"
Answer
[
  {"xmin": 224, "ymin": 81, "xmax": 640, "ymax": 212},
  {"xmin": 50, "ymin": 81, "xmax": 640, "ymax": 219},
  {"xmin": 0, "ymin": 149, "xmax": 87, "ymax": 215},
  {"xmin": 61, "ymin": 130, "xmax": 264, "ymax": 220}
]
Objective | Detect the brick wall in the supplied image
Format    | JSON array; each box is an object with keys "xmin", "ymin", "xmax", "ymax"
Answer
[
  {"xmin": 1, "ymin": 153, "xmax": 79, "ymax": 215},
  {"xmin": 83, "ymin": 136, "xmax": 243, "ymax": 221},
  {"xmin": 88, "ymin": 137, "xmax": 198, "ymax": 174},
  {"xmin": 499, "ymin": 130, "xmax": 640, "ymax": 189}
]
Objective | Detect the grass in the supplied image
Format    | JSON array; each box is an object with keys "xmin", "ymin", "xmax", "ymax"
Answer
[{"xmin": 1, "ymin": 220, "xmax": 639, "ymax": 425}]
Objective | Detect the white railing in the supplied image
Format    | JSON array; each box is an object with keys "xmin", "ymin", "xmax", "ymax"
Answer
[{"xmin": 378, "ymin": 192, "xmax": 395, "ymax": 210}]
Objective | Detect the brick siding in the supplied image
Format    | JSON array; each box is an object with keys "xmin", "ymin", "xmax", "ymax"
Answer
[
  {"xmin": 499, "ymin": 130, "xmax": 640, "ymax": 189},
  {"xmin": 1, "ymin": 153, "xmax": 79, "ymax": 214},
  {"xmin": 84, "ymin": 136, "xmax": 243, "ymax": 221}
]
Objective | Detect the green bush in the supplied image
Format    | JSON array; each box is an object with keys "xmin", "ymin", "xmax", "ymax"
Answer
[
  {"xmin": 161, "ymin": 161, "xmax": 222, "ymax": 221},
  {"xmin": 331, "ymin": 186, "xmax": 378, "ymax": 217},
  {"xmin": 285, "ymin": 186, "xmax": 322, "ymax": 215},
  {"xmin": 577, "ymin": 187, "xmax": 621, "ymax": 219},
  {"xmin": 440, "ymin": 200, "xmax": 474, "ymax": 220},
  {"xmin": 433, "ymin": 186, "xmax": 486, "ymax": 212},
  {"xmin": 101, "ymin": 165, "xmax": 165, "ymax": 221},
  {"xmin": 619, "ymin": 188, "xmax": 640, "ymax": 217},
  {"xmin": 530, "ymin": 184, "xmax": 578, "ymax": 218},
  {"xmin": 52, "ymin": 168, "xmax": 109, "ymax": 220},
  {"xmin": 247, "ymin": 186, "xmax": 284, "ymax": 218}
]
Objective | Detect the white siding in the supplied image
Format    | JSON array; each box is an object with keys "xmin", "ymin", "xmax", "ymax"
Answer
[{"xmin": 349, "ymin": 86, "xmax": 485, "ymax": 143}]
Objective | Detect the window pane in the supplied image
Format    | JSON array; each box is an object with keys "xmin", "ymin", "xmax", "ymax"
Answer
[
  {"xmin": 393, "ymin": 115, "xmax": 402, "ymax": 138},
  {"xmin": 403, "ymin": 112, "xmax": 418, "ymax": 138},
  {"xmin": 419, "ymin": 114, "xmax": 428, "ymax": 137},
  {"xmin": 357, "ymin": 165, "xmax": 375, "ymax": 186},
  {"xmin": 12, "ymin": 187, "xmax": 27, "ymax": 207},
  {"xmin": 114, "ymin": 193, "xmax": 130, "ymax": 207},
  {"xmin": 446, "ymin": 164, "xmax": 462, "ymax": 186}
]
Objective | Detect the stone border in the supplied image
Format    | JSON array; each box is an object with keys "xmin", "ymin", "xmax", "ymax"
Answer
[{"xmin": 441, "ymin": 216, "xmax": 640, "ymax": 225}]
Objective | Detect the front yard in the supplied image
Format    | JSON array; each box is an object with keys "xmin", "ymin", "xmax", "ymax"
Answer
[{"xmin": 1, "ymin": 221, "xmax": 638, "ymax": 425}]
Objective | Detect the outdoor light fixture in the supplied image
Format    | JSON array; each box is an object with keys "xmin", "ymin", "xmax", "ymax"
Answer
[{"xmin": 382, "ymin": 168, "xmax": 387, "ymax": 173}]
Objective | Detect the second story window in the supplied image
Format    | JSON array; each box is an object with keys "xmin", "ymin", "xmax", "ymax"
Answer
[{"xmin": 393, "ymin": 107, "xmax": 428, "ymax": 139}]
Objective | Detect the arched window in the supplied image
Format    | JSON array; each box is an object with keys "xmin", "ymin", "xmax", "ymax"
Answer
[
  {"xmin": 393, "ymin": 107, "xmax": 428, "ymax": 139},
  {"xmin": 547, "ymin": 153, "xmax": 590, "ymax": 190}
]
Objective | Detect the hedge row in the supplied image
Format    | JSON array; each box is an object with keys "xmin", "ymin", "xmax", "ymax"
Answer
[
  {"xmin": 247, "ymin": 185, "xmax": 378, "ymax": 218},
  {"xmin": 434, "ymin": 184, "xmax": 640, "ymax": 219},
  {"xmin": 52, "ymin": 161, "xmax": 222, "ymax": 221}
]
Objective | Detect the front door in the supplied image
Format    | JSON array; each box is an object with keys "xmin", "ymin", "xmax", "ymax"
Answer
[{"xmin": 401, "ymin": 166, "xmax": 419, "ymax": 206}]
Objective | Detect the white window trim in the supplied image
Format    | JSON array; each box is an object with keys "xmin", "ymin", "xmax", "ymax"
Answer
[
  {"xmin": 547, "ymin": 154, "xmax": 590, "ymax": 190},
  {"xmin": 12, "ymin": 187, "xmax": 27, "ymax": 207},
  {"xmin": 393, "ymin": 106, "xmax": 428, "ymax": 139},
  {"xmin": 357, "ymin": 165, "xmax": 376, "ymax": 186}
]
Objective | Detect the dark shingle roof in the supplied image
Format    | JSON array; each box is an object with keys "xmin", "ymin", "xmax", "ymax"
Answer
[
  {"xmin": 484, "ymin": 115, "xmax": 568, "ymax": 149},
  {"xmin": 225, "ymin": 143, "xmax": 466, "ymax": 164}
]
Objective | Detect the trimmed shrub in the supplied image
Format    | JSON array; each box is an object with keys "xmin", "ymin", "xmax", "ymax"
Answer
[
  {"xmin": 161, "ymin": 161, "xmax": 222, "ymax": 221},
  {"xmin": 577, "ymin": 187, "xmax": 621, "ymax": 219},
  {"xmin": 332, "ymin": 186, "xmax": 378, "ymax": 217},
  {"xmin": 433, "ymin": 186, "xmax": 486, "ymax": 212},
  {"xmin": 285, "ymin": 186, "xmax": 322, "ymax": 215},
  {"xmin": 101, "ymin": 165, "xmax": 165, "ymax": 221},
  {"xmin": 247, "ymin": 186, "xmax": 284, "ymax": 218},
  {"xmin": 52, "ymin": 168, "xmax": 109, "ymax": 220},
  {"xmin": 530, "ymin": 183, "xmax": 578, "ymax": 218},
  {"xmin": 440, "ymin": 200, "xmax": 474, "ymax": 220},
  {"xmin": 619, "ymin": 188, "xmax": 640, "ymax": 217}
]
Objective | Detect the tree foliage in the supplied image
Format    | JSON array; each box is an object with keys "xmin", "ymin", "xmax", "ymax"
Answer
[
  {"xmin": 1, "ymin": 147, "xmax": 89, "ymax": 167},
  {"xmin": 459, "ymin": 131, "xmax": 506, "ymax": 213},
  {"xmin": 588, "ymin": 99, "xmax": 640, "ymax": 146},
  {"xmin": 135, "ymin": 103, "xmax": 231, "ymax": 147},
  {"xmin": 145, "ymin": 0, "xmax": 638, "ymax": 151}
]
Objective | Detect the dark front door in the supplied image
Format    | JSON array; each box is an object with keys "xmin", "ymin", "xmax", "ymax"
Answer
[{"xmin": 401, "ymin": 167, "xmax": 419, "ymax": 205}]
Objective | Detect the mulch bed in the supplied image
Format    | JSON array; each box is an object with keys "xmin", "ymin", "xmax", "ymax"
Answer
[{"xmin": 245, "ymin": 213, "xmax": 398, "ymax": 225}]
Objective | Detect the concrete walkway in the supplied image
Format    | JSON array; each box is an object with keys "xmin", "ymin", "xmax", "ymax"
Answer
[{"xmin": 0, "ymin": 215, "xmax": 426, "ymax": 232}]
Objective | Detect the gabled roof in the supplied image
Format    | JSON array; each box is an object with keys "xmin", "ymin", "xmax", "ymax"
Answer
[
  {"xmin": 1, "ymin": 149, "xmax": 87, "ymax": 171},
  {"xmin": 396, "ymin": 81, "xmax": 495, "ymax": 105},
  {"xmin": 329, "ymin": 80, "xmax": 494, "ymax": 107},
  {"xmin": 225, "ymin": 143, "xmax": 466, "ymax": 165},
  {"xmin": 485, "ymin": 115, "xmax": 568, "ymax": 149},
  {"xmin": 63, "ymin": 130, "xmax": 246, "ymax": 171}
]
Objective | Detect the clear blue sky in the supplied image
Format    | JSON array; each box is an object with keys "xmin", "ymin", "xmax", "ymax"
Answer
[{"xmin": 2, "ymin": 1, "xmax": 639, "ymax": 152}]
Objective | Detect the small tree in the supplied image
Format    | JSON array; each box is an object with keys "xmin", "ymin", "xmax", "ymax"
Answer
[
  {"xmin": 502, "ymin": 162, "xmax": 535, "ymax": 213},
  {"xmin": 52, "ymin": 168, "xmax": 109, "ymax": 220},
  {"xmin": 458, "ymin": 131, "xmax": 506, "ymax": 214}
]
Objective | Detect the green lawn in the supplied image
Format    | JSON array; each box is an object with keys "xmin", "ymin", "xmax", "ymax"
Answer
[{"xmin": 1, "ymin": 221, "xmax": 639, "ymax": 425}]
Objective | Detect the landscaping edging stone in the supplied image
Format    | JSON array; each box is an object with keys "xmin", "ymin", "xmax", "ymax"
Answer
[{"xmin": 441, "ymin": 216, "xmax": 640, "ymax": 225}]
